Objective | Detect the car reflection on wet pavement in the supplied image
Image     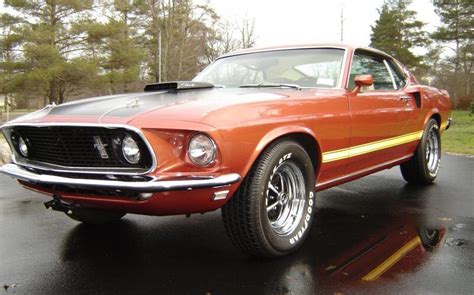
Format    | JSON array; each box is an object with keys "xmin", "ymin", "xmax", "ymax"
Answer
[{"xmin": 0, "ymin": 154, "xmax": 473, "ymax": 294}]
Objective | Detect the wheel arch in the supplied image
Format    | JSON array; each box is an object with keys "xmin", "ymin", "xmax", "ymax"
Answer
[
  {"xmin": 430, "ymin": 113, "xmax": 441, "ymax": 127},
  {"xmin": 424, "ymin": 108, "xmax": 441, "ymax": 127},
  {"xmin": 241, "ymin": 127, "xmax": 322, "ymax": 181}
]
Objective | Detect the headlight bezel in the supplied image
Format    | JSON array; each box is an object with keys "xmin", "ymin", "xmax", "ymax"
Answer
[
  {"xmin": 121, "ymin": 134, "xmax": 141, "ymax": 164},
  {"xmin": 187, "ymin": 133, "xmax": 217, "ymax": 167}
]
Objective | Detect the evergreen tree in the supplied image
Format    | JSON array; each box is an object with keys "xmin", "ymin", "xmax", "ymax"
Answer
[
  {"xmin": 0, "ymin": 0, "xmax": 255, "ymax": 107},
  {"xmin": 0, "ymin": 13, "xmax": 24, "ymax": 111},
  {"xmin": 432, "ymin": 0, "xmax": 473, "ymax": 107},
  {"xmin": 370, "ymin": 0, "xmax": 430, "ymax": 72},
  {"xmin": 93, "ymin": 0, "xmax": 146, "ymax": 94},
  {"xmin": 2, "ymin": 0, "xmax": 97, "ymax": 105}
]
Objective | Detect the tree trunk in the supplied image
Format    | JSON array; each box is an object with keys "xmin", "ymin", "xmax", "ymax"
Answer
[
  {"xmin": 48, "ymin": 82, "xmax": 58, "ymax": 105},
  {"xmin": 3, "ymin": 94, "xmax": 7, "ymax": 113},
  {"xmin": 59, "ymin": 82, "xmax": 66, "ymax": 104},
  {"xmin": 157, "ymin": 29, "xmax": 161, "ymax": 82},
  {"xmin": 148, "ymin": 0, "xmax": 162, "ymax": 83},
  {"xmin": 177, "ymin": 21, "xmax": 189, "ymax": 80}
]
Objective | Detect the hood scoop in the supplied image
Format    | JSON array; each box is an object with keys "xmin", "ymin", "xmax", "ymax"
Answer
[{"xmin": 144, "ymin": 81, "xmax": 214, "ymax": 92}]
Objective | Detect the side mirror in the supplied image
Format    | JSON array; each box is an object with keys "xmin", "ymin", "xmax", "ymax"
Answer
[{"xmin": 352, "ymin": 74, "xmax": 374, "ymax": 94}]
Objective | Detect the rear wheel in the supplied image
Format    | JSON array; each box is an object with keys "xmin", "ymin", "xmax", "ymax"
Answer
[
  {"xmin": 66, "ymin": 208, "xmax": 126, "ymax": 225},
  {"xmin": 400, "ymin": 119, "xmax": 441, "ymax": 185},
  {"xmin": 222, "ymin": 140, "xmax": 316, "ymax": 257}
]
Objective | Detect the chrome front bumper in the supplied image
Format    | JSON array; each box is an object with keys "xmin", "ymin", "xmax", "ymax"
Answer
[{"xmin": 0, "ymin": 163, "xmax": 241, "ymax": 193}]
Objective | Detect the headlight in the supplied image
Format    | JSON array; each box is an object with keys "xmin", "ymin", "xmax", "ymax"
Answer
[
  {"xmin": 188, "ymin": 133, "xmax": 216, "ymax": 166},
  {"xmin": 18, "ymin": 137, "xmax": 28, "ymax": 157},
  {"xmin": 122, "ymin": 135, "xmax": 141, "ymax": 164}
]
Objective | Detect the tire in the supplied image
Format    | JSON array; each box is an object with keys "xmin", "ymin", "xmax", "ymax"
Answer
[
  {"xmin": 222, "ymin": 140, "xmax": 316, "ymax": 257},
  {"xmin": 400, "ymin": 118, "xmax": 441, "ymax": 185},
  {"xmin": 66, "ymin": 208, "xmax": 126, "ymax": 225}
]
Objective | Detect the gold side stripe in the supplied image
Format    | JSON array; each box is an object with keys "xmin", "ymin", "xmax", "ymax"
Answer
[
  {"xmin": 322, "ymin": 131, "xmax": 423, "ymax": 163},
  {"xmin": 362, "ymin": 236, "xmax": 421, "ymax": 281}
]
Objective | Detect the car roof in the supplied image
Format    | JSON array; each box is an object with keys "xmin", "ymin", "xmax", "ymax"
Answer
[{"xmin": 219, "ymin": 43, "xmax": 391, "ymax": 59}]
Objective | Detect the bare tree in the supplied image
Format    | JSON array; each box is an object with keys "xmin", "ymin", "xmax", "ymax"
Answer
[{"xmin": 238, "ymin": 16, "xmax": 256, "ymax": 49}]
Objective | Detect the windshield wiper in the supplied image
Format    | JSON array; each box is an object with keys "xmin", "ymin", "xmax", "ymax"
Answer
[{"xmin": 238, "ymin": 83, "xmax": 301, "ymax": 90}]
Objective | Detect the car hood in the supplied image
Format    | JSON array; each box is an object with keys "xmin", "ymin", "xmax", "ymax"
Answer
[{"xmin": 4, "ymin": 88, "xmax": 342, "ymax": 129}]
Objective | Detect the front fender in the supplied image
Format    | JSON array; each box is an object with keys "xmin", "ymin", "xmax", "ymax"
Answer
[{"xmin": 240, "ymin": 125, "xmax": 321, "ymax": 181}]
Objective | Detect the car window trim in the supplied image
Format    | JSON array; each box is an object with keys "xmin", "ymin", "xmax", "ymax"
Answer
[
  {"xmin": 384, "ymin": 59, "xmax": 398, "ymax": 90},
  {"xmin": 387, "ymin": 59, "xmax": 408, "ymax": 90},
  {"xmin": 347, "ymin": 48, "xmax": 405, "ymax": 92}
]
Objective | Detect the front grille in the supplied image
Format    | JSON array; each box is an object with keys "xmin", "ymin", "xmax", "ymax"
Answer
[{"xmin": 10, "ymin": 126, "xmax": 153, "ymax": 171}]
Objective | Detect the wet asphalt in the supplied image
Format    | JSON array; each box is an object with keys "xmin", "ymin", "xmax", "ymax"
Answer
[{"xmin": 0, "ymin": 154, "xmax": 473, "ymax": 295}]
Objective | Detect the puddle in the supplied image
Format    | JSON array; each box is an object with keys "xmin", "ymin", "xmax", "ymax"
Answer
[
  {"xmin": 445, "ymin": 237, "xmax": 468, "ymax": 247},
  {"xmin": 452, "ymin": 223, "xmax": 466, "ymax": 230}
]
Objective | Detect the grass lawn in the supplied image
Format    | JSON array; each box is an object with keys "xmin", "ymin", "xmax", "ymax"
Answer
[{"xmin": 442, "ymin": 110, "xmax": 474, "ymax": 155}]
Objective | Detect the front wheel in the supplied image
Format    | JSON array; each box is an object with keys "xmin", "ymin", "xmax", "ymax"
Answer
[
  {"xmin": 222, "ymin": 140, "xmax": 316, "ymax": 257},
  {"xmin": 400, "ymin": 118, "xmax": 441, "ymax": 185}
]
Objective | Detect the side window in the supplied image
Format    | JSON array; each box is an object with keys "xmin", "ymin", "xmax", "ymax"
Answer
[
  {"xmin": 349, "ymin": 52, "xmax": 396, "ymax": 91},
  {"xmin": 386, "ymin": 60, "xmax": 407, "ymax": 89}
]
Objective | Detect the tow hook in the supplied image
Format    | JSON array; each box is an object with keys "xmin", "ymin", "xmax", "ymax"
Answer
[{"xmin": 44, "ymin": 196, "xmax": 77, "ymax": 214}]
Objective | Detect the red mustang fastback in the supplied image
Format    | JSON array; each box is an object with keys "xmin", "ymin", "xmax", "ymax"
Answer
[{"xmin": 0, "ymin": 44, "xmax": 451, "ymax": 257}]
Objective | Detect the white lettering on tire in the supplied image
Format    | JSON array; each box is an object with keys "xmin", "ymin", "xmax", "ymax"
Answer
[{"xmin": 289, "ymin": 191, "xmax": 314, "ymax": 245}]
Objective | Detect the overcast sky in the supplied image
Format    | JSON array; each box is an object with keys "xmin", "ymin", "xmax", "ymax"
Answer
[
  {"xmin": 0, "ymin": 0, "xmax": 440, "ymax": 48},
  {"xmin": 208, "ymin": 0, "xmax": 440, "ymax": 48}
]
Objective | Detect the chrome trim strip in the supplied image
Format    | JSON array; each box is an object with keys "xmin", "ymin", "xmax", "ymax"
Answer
[
  {"xmin": 384, "ymin": 59, "xmax": 398, "ymax": 90},
  {"xmin": 220, "ymin": 45, "xmax": 349, "ymax": 58},
  {"xmin": 14, "ymin": 161, "xmax": 148, "ymax": 174},
  {"xmin": 1, "ymin": 122, "xmax": 158, "ymax": 176},
  {"xmin": 316, "ymin": 154, "xmax": 412, "ymax": 189},
  {"xmin": 345, "ymin": 48, "xmax": 355, "ymax": 90},
  {"xmin": 339, "ymin": 48, "xmax": 349, "ymax": 89},
  {"xmin": 0, "ymin": 163, "xmax": 241, "ymax": 193}
]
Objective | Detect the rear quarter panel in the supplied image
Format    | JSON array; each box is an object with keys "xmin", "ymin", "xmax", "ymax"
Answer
[{"xmin": 418, "ymin": 86, "xmax": 451, "ymax": 129}]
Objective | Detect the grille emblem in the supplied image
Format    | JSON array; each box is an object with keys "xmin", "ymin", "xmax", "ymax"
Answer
[{"xmin": 93, "ymin": 136, "xmax": 109, "ymax": 159}]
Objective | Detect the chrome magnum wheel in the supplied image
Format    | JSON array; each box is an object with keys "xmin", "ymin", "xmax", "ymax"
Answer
[
  {"xmin": 400, "ymin": 118, "xmax": 441, "ymax": 184},
  {"xmin": 266, "ymin": 161, "xmax": 306, "ymax": 236},
  {"xmin": 222, "ymin": 140, "xmax": 316, "ymax": 257},
  {"xmin": 426, "ymin": 126, "xmax": 441, "ymax": 177}
]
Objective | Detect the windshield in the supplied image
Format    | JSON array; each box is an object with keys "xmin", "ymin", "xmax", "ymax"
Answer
[{"xmin": 193, "ymin": 48, "xmax": 345, "ymax": 88}]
